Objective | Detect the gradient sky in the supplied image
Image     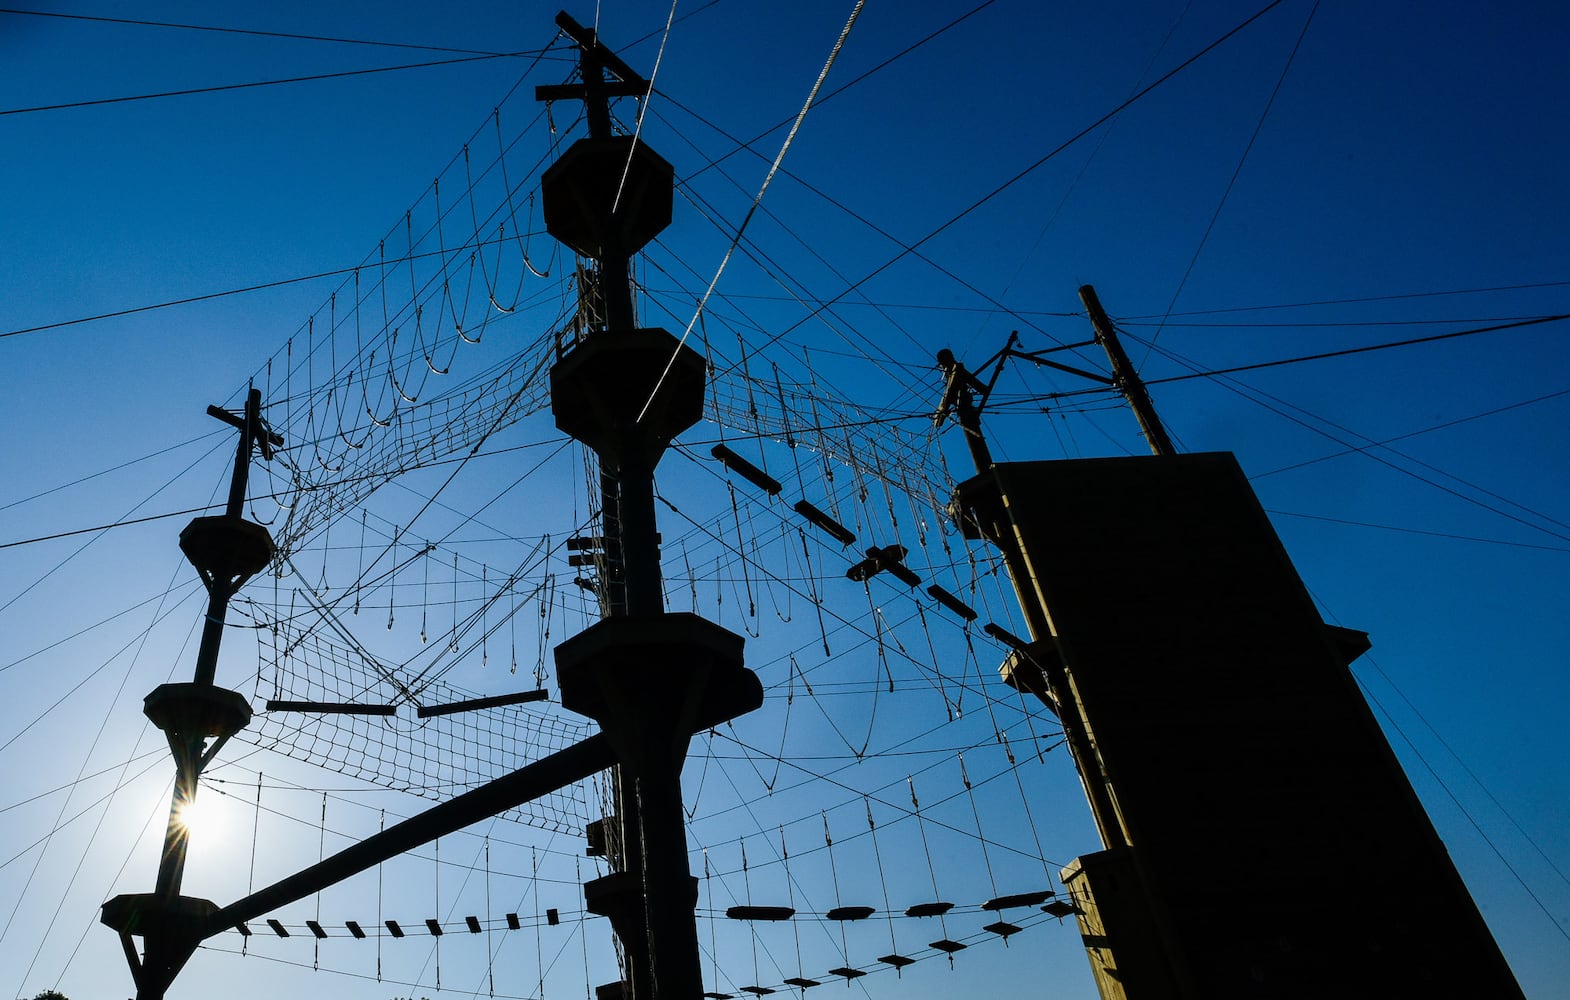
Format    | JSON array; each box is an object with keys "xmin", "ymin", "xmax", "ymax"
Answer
[{"xmin": 2, "ymin": 2, "xmax": 1568, "ymax": 998}]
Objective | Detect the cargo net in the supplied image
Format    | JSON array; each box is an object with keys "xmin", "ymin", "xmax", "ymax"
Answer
[{"xmin": 253, "ymin": 619, "xmax": 595, "ymax": 836}]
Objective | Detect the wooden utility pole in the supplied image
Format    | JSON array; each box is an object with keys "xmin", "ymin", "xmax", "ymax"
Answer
[{"xmin": 1079, "ymin": 284, "xmax": 1176, "ymax": 456}]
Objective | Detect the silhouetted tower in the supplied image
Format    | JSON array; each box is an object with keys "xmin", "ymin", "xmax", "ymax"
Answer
[
  {"xmin": 538, "ymin": 13, "xmax": 761, "ymax": 999},
  {"xmin": 101, "ymin": 388, "xmax": 282, "ymax": 999},
  {"xmin": 938, "ymin": 290, "xmax": 1525, "ymax": 998}
]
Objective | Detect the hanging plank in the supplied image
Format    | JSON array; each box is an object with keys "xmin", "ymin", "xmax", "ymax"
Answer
[
  {"xmin": 792, "ymin": 500, "xmax": 855, "ymax": 545},
  {"xmin": 416, "ymin": 690, "xmax": 548, "ymax": 718},
  {"xmin": 925, "ymin": 584, "xmax": 977, "ymax": 622},
  {"xmin": 982, "ymin": 890, "xmax": 1054, "ymax": 911},
  {"xmin": 824, "ymin": 906, "xmax": 874, "ymax": 921},
  {"xmin": 265, "ymin": 700, "xmax": 396, "ymax": 716},
  {"xmin": 904, "ymin": 901, "xmax": 953, "ymax": 918},
  {"xmin": 725, "ymin": 905, "xmax": 795, "ymax": 921},
  {"xmin": 712, "ymin": 444, "xmax": 783, "ymax": 496}
]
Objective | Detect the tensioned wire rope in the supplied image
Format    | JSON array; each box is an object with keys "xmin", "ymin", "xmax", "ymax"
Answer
[
  {"xmin": 1112, "ymin": 320, "xmax": 1570, "ymax": 545},
  {"xmin": 0, "ymin": 6, "xmax": 543, "ymax": 56},
  {"xmin": 229, "ymin": 430, "xmax": 1055, "ymax": 872},
  {"xmin": 146, "ymin": 678, "xmax": 1061, "ymax": 991},
  {"xmin": 1120, "ymin": 278, "xmax": 1570, "ymax": 319},
  {"xmin": 651, "ymin": 474, "xmax": 1054, "ymax": 760},
  {"xmin": 1138, "ymin": 0, "xmax": 1322, "ymax": 368},
  {"xmin": 0, "ymin": 430, "xmax": 232, "ymax": 611},
  {"xmin": 0, "ymin": 0, "xmax": 968, "ymax": 345},
  {"xmin": 3, "ymin": 493, "xmax": 215, "ymax": 987},
  {"xmin": 635, "ymin": 0, "xmax": 869, "ymax": 424},
  {"xmin": 688, "ymin": 729, "xmax": 1065, "ymax": 992},
  {"xmin": 644, "ymin": 128, "xmax": 939, "ymax": 406},
  {"xmin": 0, "ymin": 432, "xmax": 578, "ymax": 554},
  {"xmin": 1315, "ymin": 606, "xmax": 1570, "ymax": 950},
  {"xmin": 1264, "ymin": 509, "xmax": 1570, "ymax": 556},
  {"xmin": 0, "ymin": 50, "xmax": 559, "ymax": 117},
  {"xmin": 971, "ymin": 312, "xmax": 1570, "ymax": 536},
  {"xmin": 654, "ymin": 0, "xmax": 1293, "ymax": 402},
  {"xmin": 634, "ymin": 248, "xmax": 952, "ymax": 495}
]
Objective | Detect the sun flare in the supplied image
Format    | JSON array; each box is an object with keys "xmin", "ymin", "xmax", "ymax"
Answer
[{"xmin": 173, "ymin": 795, "xmax": 220, "ymax": 838}]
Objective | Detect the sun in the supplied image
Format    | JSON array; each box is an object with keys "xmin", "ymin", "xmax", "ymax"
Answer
[{"xmin": 173, "ymin": 794, "xmax": 223, "ymax": 839}]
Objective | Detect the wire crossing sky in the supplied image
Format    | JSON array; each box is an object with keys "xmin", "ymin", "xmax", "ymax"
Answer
[{"xmin": 2, "ymin": 3, "xmax": 1568, "ymax": 999}]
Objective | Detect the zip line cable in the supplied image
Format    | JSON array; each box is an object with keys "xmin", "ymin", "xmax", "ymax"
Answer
[
  {"xmin": 1252, "ymin": 385, "xmax": 1570, "ymax": 481},
  {"xmin": 609, "ymin": 0, "xmax": 679, "ymax": 216},
  {"xmin": 1134, "ymin": 314, "xmax": 1570, "ymax": 387},
  {"xmin": 649, "ymin": 161, "xmax": 938, "ymax": 411},
  {"xmin": 638, "ymin": 0, "xmax": 867, "ymax": 423},
  {"xmin": 1122, "ymin": 278, "xmax": 1570, "ymax": 319},
  {"xmin": 1142, "ymin": 0, "xmax": 1321, "ymax": 364},
  {"xmin": 0, "ymin": 749, "xmax": 166, "ymax": 816},
  {"xmin": 0, "ymin": 238, "xmax": 536, "ymax": 340},
  {"xmin": 704, "ymin": 0, "xmax": 1291, "ymax": 378},
  {"xmin": 1135, "ymin": 333, "xmax": 1570, "ymax": 544},
  {"xmin": 1268, "ymin": 507, "xmax": 1570, "ymax": 553},
  {"xmin": 0, "ymin": 436, "xmax": 571, "ymax": 552},
  {"xmin": 0, "ymin": 51, "xmax": 538, "ymax": 117},
  {"xmin": 0, "ymin": 430, "xmax": 224, "ymax": 511},
  {"xmin": 0, "ymin": 437, "xmax": 226, "ymax": 613},
  {"xmin": 669, "ymin": 0, "xmax": 1000, "ymax": 193},
  {"xmin": 1357, "ymin": 676, "xmax": 1570, "ymax": 948},
  {"xmin": 1356, "ymin": 656, "xmax": 1570, "ymax": 894},
  {"xmin": 0, "ymin": 7, "xmax": 533, "ymax": 56},
  {"xmin": 0, "ymin": 542, "xmax": 197, "ymax": 959},
  {"xmin": 0, "ymin": 586, "xmax": 203, "ymax": 756}
]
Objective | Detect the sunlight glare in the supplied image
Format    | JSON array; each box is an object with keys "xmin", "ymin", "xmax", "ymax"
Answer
[{"xmin": 173, "ymin": 795, "xmax": 221, "ymax": 839}]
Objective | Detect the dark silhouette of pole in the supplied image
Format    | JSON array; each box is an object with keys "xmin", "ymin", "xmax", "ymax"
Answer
[
  {"xmin": 1079, "ymin": 283, "xmax": 1176, "ymax": 456},
  {"xmin": 154, "ymin": 388, "xmax": 277, "ymax": 901},
  {"xmin": 537, "ymin": 13, "xmax": 761, "ymax": 999},
  {"xmin": 935, "ymin": 347, "xmax": 1132, "ymax": 850},
  {"xmin": 105, "ymin": 388, "xmax": 280, "ymax": 999}
]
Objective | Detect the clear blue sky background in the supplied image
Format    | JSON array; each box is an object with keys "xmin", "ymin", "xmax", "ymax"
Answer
[{"xmin": 2, "ymin": 2, "xmax": 1568, "ymax": 998}]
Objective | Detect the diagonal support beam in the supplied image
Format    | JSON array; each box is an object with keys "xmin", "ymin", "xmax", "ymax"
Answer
[{"xmin": 204, "ymin": 733, "xmax": 613, "ymax": 936}]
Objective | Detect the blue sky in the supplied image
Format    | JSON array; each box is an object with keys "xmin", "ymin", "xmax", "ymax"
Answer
[{"xmin": 2, "ymin": 2, "xmax": 1568, "ymax": 998}]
